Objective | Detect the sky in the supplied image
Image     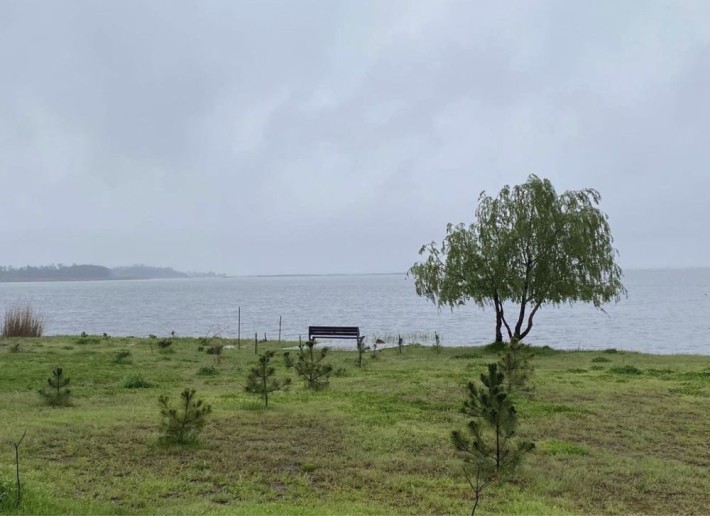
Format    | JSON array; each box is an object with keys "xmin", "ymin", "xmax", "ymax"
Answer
[{"xmin": 1, "ymin": 0, "xmax": 709, "ymax": 275}]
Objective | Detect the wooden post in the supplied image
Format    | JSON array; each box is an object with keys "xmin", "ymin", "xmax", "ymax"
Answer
[
  {"xmin": 254, "ymin": 333, "xmax": 258, "ymax": 354},
  {"xmin": 263, "ymin": 332, "xmax": 267, "ymax": 342},
  {"xmin": 278, "ymin": 316, "xmax": 282, "ymax": 343},
  {"xmin": 237, "ymin": 306, "xmax": 241, "ymax": 350},
  {"xmin": 398, "ymin": 334, "xmax": 403, "ymax": 354}
]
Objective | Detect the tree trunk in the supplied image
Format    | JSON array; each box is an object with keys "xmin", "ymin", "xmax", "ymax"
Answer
[
  {"xmin": 519, "ymin": 301, "xmax": 542, "ymax": 341},
  {"xmin": 493, "ymin": 295, "xmax": 503, "ymax": 343}
]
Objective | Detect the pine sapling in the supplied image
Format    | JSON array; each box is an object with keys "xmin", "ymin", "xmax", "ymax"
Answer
[
  {"xmin": 245, "ymin": 350, "xmax": 291, "ymax": 407},
  {"xmin": 284, "ymin": 339, "xmax": 333, "ymax": 390},
  {"xmin": 158, "ymin": 388, "xmax": 211, "ymax": 445},
  {"xmin": 39, "ymin": 367, "xmax": 71, "ymax": 406},
  {"xmin": 356, "ymin": 337, "xmax": 370, "ymax": 368},
  {"xmin": 497, "ymin": 338, "xmax": 534, "ymax": 392},
  {"xmin": 452, "ymin": 363, "xmax": 534, "ymax": 515}
]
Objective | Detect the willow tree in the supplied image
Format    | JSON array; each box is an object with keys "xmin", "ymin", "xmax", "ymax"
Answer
[{"xmin": 409, "ymin": 175, "xmax": 626, "ymax": 343}]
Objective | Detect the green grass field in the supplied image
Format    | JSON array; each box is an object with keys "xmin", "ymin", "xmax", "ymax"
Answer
[{"xmin": 0, "ymin": 337, "xmax": 708, "ymax": 515}]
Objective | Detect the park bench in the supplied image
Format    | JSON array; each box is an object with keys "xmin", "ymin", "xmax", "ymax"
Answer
[{"xmin": 308, "ymin": 326, "xmax": 363, "ymax": 343}]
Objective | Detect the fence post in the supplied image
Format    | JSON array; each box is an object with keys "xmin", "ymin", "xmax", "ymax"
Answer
[
  {"xmin": 237, "ymin": 306, "xmax": 241, "ymax": 350},
  {"xmin": 254, "ymin": 333, "xmax": 258, "ymax": 354},
  {"xmin": 278, "ymin": 316, "xmax": 282, "ymax": 344}
]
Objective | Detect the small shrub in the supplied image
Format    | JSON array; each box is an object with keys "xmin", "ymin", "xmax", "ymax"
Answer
[
  {"xmin": 534, "ymin": 345, "xmax": 558, "ymax": 356},
  {"xmin": 158, "ymin": 388, "xmax": 211, "ymax": 445},
  {"xmin": 497, "ymin": 339, "xmax": 534, "ymax": 391},
  {"xmin": 0, "ymin": 478, "xmax": 13, "ymax": 510},
  {"xmin": 158, "ymin": 338, "xmax": 173, "ymax": 349},
  {"xmin": 246, "ymin": 350, "xmax": 291, "ymax": 407},
  {"xmin": 603, "ymin": 348, "xmax": 618, "ymax": 354},
  {"xmin": 2, "ymin": 302, "xmax": 44, "ymax": 338},
  {"xmin": 356, "ymin": 337, "xmax": 370, "ymax": 368},
  {"xmin": 433, "ymin": 332, "xmax": 442, "ymax": 353},
  {"xmin": 610, "ymin": 365, "xmax": 643, "ymax": 375},
  {"xmin": 591, "ymin": 356, "xmax": 611, "ymax": 363},
  {"xmin": 452, "ymin": 352, "xmax": 483, "ymax": 360},
  {"xmin": 646, "ymin": 368, "xmax": 674, "ymax": 377},
  {"xmin": 567, "ymin": 368, "xmax": 587, "ymax": 374},
  {"xmin": 113, "ymin": 350, "xmax": 131, "ymax": 363},
  {"xmin": 75, "ymin": 335, "xmax": 100, "ymax": 344},
  {"xmin": 197, "ymin": 365, "xmax": 218, "ymax": 376},
  {"xmin": 124, "ymin": 374, "xmax": 153, "ymax": 388},
  {"xmin": 39, "ymin": 367, "xmax": 71, "ymax": 406},
  {"xmin": 452, "ymin": 363, "xmax": 534, "ymax": 515},
  {"xmin": 481, "ymin": 341, "xmax": 506, "ymax": 354},
  {"xmin": 284, "ymin": 339, "xmax": 332, "ymax": 390},
  {"xmin": 9, "ymin": 342, "xmax": 21, "ymax": 353},
  {"xmin": 206, "ymin": 344, "xmax": 224, "ymax": 365}
]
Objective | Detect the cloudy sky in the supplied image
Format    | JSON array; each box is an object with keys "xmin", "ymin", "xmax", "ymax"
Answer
[{"xmin": 1, "ymin": 0, "xmax": 708, "ymax": 275}]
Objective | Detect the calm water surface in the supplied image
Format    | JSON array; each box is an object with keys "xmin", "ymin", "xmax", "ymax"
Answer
[{"xmin": 0, "ymin": 269, "xmax": 708, "ymax": 354}]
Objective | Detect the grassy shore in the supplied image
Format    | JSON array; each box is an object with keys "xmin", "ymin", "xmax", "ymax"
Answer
[{"xmin": 0, "ymin": 336, "xmax": 707, "ymax": 515}]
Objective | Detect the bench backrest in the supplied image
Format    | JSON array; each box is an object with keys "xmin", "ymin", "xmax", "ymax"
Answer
[{"xmin": 308, "ymin": 326, "xmax": 360, "ymax": 340}]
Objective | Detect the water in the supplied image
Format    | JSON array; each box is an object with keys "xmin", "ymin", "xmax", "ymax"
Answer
[{"xmin": 0, "ymin": 269, "xmax": 708, "ymax": 355}]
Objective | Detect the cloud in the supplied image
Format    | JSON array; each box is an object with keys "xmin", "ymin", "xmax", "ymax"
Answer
[{"xmin": 1, "ymin": 0, "xmax": 709, "ymax": 273}]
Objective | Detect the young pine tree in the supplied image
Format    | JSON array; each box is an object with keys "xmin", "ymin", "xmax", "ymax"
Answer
[
  {"xmin": 284, "ymin": 339, "xmax": 333, "ymax": 389},
  {"xmin": 497, "ymin": 338, "xmax": 534, "ymax": 392},
  {"xmin": 39, "ymin": 367, "xmax": 71, "ymax": 406},
  {"xmin": 245, "ymin": 350, "xmax": 291, "ymax": 407},
  {"xmin": 356, "ymin": 337, "xmax": 370, "ymax": 368},
  {"xmin": 158, "ymin": 388, "xmax": 211, "ymax": 445},
  {"xmin": 452, "ymin": 363, "xmax": 534, "ymax": 515}
]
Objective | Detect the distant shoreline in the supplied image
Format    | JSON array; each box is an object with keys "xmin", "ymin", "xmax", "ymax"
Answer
[{"xmin": 0, "ymin": 264, "xmax": 226, "ymax": 283}]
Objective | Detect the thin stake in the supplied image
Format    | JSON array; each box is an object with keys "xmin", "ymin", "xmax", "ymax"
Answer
[
  {"xmin": 255, "ymin": 333, "xmax": 258, "ymax": 354},
  {"xmin": 237, "ymin": 306, "xmax": 241, "ymax": 350},
  {"xmin": 14, "ymin": 430, "xmax": 27, "ymax": 508},
  {"xmin": 278, "ymin": 316, "xmax": 282, "ymax": 343}
]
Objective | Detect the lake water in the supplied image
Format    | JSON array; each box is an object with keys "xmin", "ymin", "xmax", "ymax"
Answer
[{"xmin": 0, "ymin": 269, "xmax": 708, "ymax": 355}]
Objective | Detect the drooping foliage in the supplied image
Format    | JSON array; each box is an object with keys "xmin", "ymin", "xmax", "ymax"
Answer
[{"xmin": 410, "ymin": 175, "xmax": 626, "ymax": 342}]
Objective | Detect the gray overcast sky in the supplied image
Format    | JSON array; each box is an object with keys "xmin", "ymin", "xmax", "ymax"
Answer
[{"xmin": 1, "ymin": 0, "xmax": 709, "ymax": 275}]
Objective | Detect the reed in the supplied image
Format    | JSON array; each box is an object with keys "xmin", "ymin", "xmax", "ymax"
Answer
[{"xmin": 2, "ymin": 302, "xmax": 45, "ymax": 338}]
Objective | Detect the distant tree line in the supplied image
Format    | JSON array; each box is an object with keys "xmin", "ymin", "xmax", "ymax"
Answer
[{"xmin": 0, "ymin": 264, "xmax": 223, "ymax": 282}]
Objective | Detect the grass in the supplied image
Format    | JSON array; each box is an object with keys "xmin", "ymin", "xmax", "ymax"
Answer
[
  {"xmin": 0, "ymin": 337, "xmax": 707, "ymax": 514},
  {"xmin": 2, "ymin": 303, "xmax": 44, "ymax": 338}
]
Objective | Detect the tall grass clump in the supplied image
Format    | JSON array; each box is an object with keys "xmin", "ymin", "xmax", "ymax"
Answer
[{"xmin": 2, "ymin": 302, "xmax": 45, "ymax": 338}]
